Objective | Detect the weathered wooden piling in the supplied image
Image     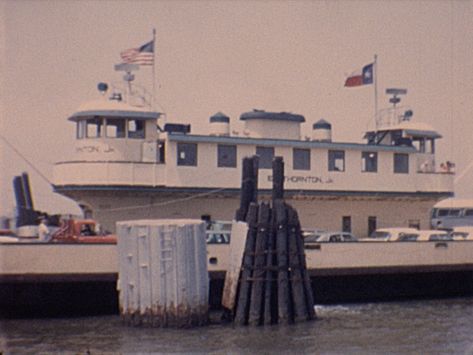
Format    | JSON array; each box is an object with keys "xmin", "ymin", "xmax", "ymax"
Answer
[
  {"xmin": 272, "ymin": 156, "xmax": 284, "ymax": 201},
  {"xmin": 292, "ymin": 207, "xmax": 316, "ymax": 320},
  {"xmin": 222, "ymin": 156, "xmax": 259, "ymax": 322},
  {"xmin": 235, "ymin": 157, "xmax": 259, "ymax": 222},
  {"xmin": 248, "ymin": 202, "xmax": 271, "ymax": 326},
  {"xmin": 287, "ymin": 206, "xmax": 313, "ymax": 322},
  {"xmin": 228, "ymin": 155, "xmax": 316, "ymax": 326},
  {"xmin": 274, "ymin": 199, "xmax": 291, "ymax": 324},
  {"xmin": 234, "ymin": 203, "xmax": 259, "ymax": 325},
  {"xmin": 263, "ymin": 212, "xmax": 277, "ymax": 325}
]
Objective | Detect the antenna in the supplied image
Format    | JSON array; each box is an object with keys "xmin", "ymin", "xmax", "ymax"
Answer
[
  {"xmin": 114, "ymin": 63, "xmax": 139, "ymax": 98},
  {"xmin": 385, "ymin": 88, "xmax": 407, "ymax": 124},
  {"xmin": 386, "ymin": 88, "xmax": 407, "ymax": 107}
]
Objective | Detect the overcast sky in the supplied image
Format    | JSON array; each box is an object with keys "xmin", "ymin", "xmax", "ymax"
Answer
[{"xmin": 1, "ymin": 0, "xmax": 472, "ymax": 217}]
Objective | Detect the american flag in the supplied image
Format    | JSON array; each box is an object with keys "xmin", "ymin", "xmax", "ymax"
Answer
[{"xmin": 120, "ymin": 40, "xmax": 154, "ymax": 65}]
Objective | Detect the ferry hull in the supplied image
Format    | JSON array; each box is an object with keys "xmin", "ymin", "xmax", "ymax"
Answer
[{"xmin": 1, "ymin": 241, "xmax": 473, "ymax": 317}]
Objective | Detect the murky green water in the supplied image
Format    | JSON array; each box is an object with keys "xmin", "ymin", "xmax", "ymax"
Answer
[{"xmin": 2, "ymin": 298, "xmax": 473, "ymax": 354}]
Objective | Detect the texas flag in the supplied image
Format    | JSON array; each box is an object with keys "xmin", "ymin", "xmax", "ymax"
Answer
[{"xmin": 344, "ymin": 63, "xmax": 374, "ymax": 87}]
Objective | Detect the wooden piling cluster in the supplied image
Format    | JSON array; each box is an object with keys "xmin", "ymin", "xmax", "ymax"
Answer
[{"xmin": 230, "ymin": 156, "xmax": 316, "ymax": 325}]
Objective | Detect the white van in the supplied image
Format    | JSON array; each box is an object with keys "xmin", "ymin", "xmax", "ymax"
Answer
[{"xmin": 431, "ymin": 198, "xmax": 473, "ymax": 230}]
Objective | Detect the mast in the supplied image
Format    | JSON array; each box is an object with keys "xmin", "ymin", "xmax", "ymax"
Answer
[
  {"xmin": 374, "ymin": 54, "xmax": 379, "ymax": 130},
  {"xmin": 152, "ymin": 28, "xmax": 156, "ymax": 110}
]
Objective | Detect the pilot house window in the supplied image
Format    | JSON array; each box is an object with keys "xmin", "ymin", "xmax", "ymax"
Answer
[
  {"xmin": 328, "ymin": 150, "xmax": 345, "ymax": 172},
  {"xmin": 362, "ymin": 152, "xmax": 377, "ymax": 172},
  {"xmin": 394, "ymin": 153, "xmax": 409, "ymax": 174},
  {"xmin": 218, "ymin": 145, "xmax": 237, "ymax": 168},
  {"xmin": 82, "ymin": 117, "xmax": 102, "ymax": 138},
  {"xmin": 177, "ymin": 143, "xmax": 197, "ymax": 166},
  {"xmin": 128, "ymin": 119, "xmax": 145, "ymax": 139},
  {"xmin": 105, "ymin": 119, "xmax": 126, "ymax": 138}
]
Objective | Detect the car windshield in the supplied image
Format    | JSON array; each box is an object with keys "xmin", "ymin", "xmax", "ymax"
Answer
[
  {"xmin": 398, "ymin": 233, "xmax": 418, "ymax": 242},
  {"xmin": 428, "ymin": 234, "xmax": 450, "ymax": 241},
  {"xmin": 206, "ymin": 232, "xmax": 230, "ymax": 244},
  {"xmin": 451, "ymin": 232, "xmax": 467, "ymax": 239},
  {"xmin": 342, "ymin": 234, "xmax": 357, "ymax": 241},
  {"xmin": 304, "ymin": 234, "xmax": 322, "ymax": 242}
]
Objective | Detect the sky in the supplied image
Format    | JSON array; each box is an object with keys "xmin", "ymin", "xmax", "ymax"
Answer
[{"xmin": 1, "ymin": 0, "xmax": 472, "ymax": 218}]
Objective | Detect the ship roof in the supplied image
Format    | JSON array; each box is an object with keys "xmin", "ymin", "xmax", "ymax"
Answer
[
  {"xmin": 240, "ymin": 110, "xmax": 305, "ymax": 123},
  {"xmin": 168, "ymin": 133, "xmax": 416, "ymax": 153},
  {"xmin": 68, "ymin": 99, "xmax": 161, "ymax": 121}
]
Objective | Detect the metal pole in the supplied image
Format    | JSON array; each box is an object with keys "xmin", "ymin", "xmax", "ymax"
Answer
[
  {"xmin": 152, "ymin": 28, "xmax": 156, "ymax": 110},
  {"xmin": 374, "ymin": 54, "xmax": 378, "ymax": 130}
]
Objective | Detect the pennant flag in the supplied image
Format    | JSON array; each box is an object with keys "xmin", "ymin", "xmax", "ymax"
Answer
[
  {"xmin": 344, "ymin": 63, "xmax": 374, "ymax": 87},
  {"xmin": 120, "ymin": 40, "xmax": 154, "ymax": 65}
]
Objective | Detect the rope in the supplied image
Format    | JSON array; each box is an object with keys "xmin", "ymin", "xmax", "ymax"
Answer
[
  {"xmin": 0, "ymin": 133, "xmax": 52, "ymax": 185},
  {"xmin": 101, "ymin": 186, "xmax": 230, "ymax": 212}
]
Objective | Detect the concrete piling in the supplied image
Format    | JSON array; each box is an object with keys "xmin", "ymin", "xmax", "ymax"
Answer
[{"xmin": 117, "ymin": 219, "xmax": 209, "ymax": 327}]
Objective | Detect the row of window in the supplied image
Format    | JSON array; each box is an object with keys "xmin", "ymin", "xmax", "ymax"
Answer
[
  {"xmin": 76, "ymin": 118, "xmax": 145, "ymax": 139},
  {"xmin": 177, "ymin": 143, "xmax": 410, "ymax": 174}
]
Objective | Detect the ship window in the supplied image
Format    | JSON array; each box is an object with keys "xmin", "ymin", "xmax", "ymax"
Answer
[
  {"xmin": 157, "ymin": 141, "xmax": 165, "ymax": 163},
  {"xmin": 293, "ymin": 148, "xmax": 310, "ymax": 170},
  {"xmin": 76, "ymin": 120, "xmax": 86, "ymax": 139},
  {"xmin": 408, "ymin": 219, "xmax": 420, "ymax": 229},
  {"xmin": 256, "ymin": 146, "xmax": 274, "ymax": 169},
  {"xmin": 218, "ymin": 145, "xmax": 237, "ymax": 168},
  {"xmin": 394, "ymin": 153, "xmax": 409, "ymax": 173},
  {"xmin": 86, "ymin": 117, "xmax": 102, "ymax": 138},
  {"xmin": 362, "ymin": 152, "xmax": 377, "ymax": 172},
  {"xmin": 368, "ymin": 216, "xmax": 377, "ymax": 237},
  {"xmin": 342, "ymin": 216, "xmax": 351, "ymax": 233},
  {"xmin": 328, "ymin": 150, "xmax": 345, "ymax": 172},
  {"xmin": 128, "ymin": 119, "xmax": 145, "ymax": 139},
  {"xmin": 177, "ymin": 143, "xmax": 197, "ymax": 166},
  {"xmin": 106, "ymin": 119, "xmax": 126, "ymax": 138}
]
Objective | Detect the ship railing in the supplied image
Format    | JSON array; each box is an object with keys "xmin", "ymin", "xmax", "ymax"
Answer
[
  {"xmin": 109, "ymin": 81, "xmax": 153, "ymax": 108},
  {"xmin": 376, "ymin": 105, "xmax": 413, "ymax": 128}
]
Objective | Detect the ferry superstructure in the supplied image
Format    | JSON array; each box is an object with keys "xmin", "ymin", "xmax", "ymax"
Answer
[{"xmin": 52, "ymin": 65, "xmax": 454, "ymax": 237}]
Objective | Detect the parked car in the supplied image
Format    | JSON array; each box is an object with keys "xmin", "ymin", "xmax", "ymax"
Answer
[
  {"xmin": 304, "ymin": 231, "xmax": 358, "ymax": 243},
  {"xmin": 363, "ymin": 228, "xmax": 419, "ymax": 242},
  {"xmin": 397, "ymin": 230, "xmax": 452, "ymax": 242},
  {"xmin": 449, "ymin": 226, "xmax": 473, "ymax": 241},
  {"xmin": 206, "ymin": 231, "xmax": 230, "ymax": 244},
  {"xmin": 205, "ymin": 220, "xmax": 232, "ymax": 244}
]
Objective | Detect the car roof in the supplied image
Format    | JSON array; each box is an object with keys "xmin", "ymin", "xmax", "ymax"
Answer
[
  {"xmin": 452, "ymin": 226, "xmax": 473, "ymax": 233},
  {"xmin": 376, "ymin": 228, "xmax": 418, "ymax": 232},
  {"xmin": 415, "ymin": 230, "xmax": 448, "ymax": 235}
]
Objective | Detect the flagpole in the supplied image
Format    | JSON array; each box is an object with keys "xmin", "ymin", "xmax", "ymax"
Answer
[
  {"xmin": 152, "ymin": 28, "xmax": 156, "ymax": 110},
  {"xmin": 374, "ymin": 54, "xmax": 378, "ymax": 130}
]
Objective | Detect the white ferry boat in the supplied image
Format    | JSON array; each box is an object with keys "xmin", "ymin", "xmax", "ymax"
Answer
[{"xmin": 52, "ymin": 64, "xmax": 453, "ymax": 238}]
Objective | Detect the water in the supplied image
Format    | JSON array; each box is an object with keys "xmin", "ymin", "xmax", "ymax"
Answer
[{"xmin": 2, "ymin": 297, "xmax": 473, "ymax": 354}]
